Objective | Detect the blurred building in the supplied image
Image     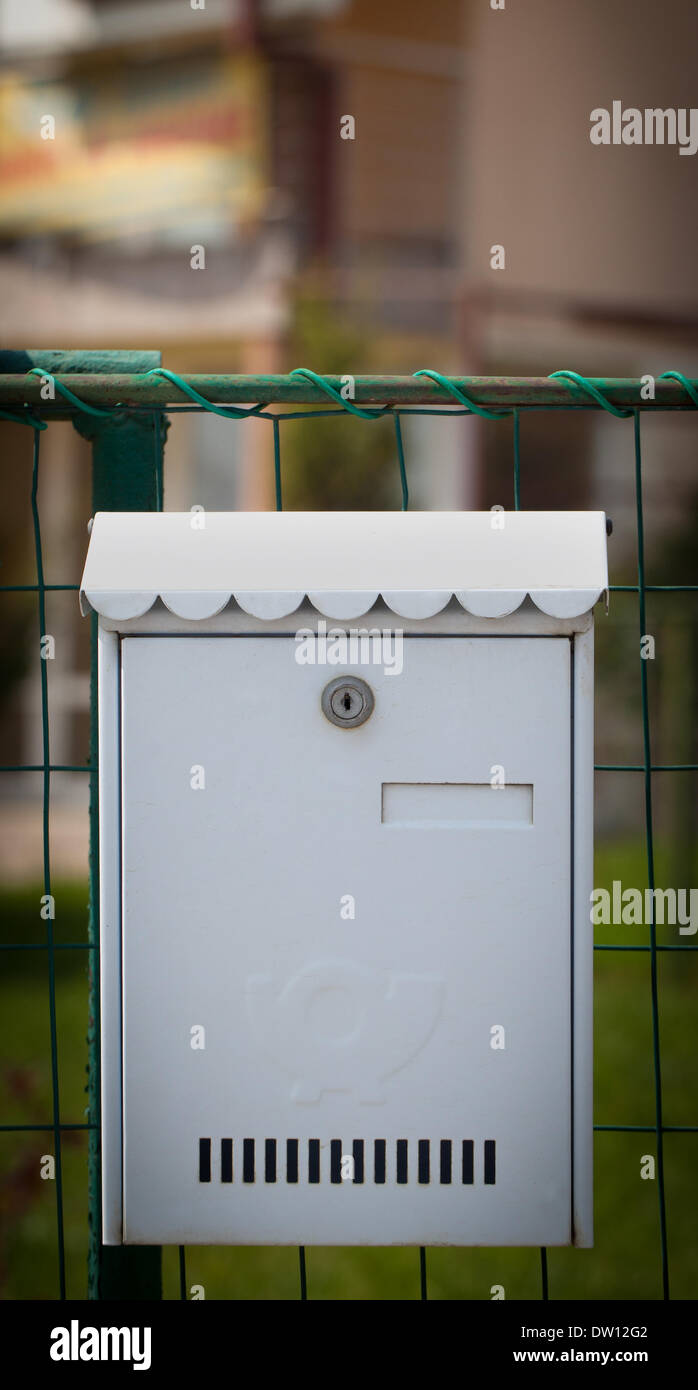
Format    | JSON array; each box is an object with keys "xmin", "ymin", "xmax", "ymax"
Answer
[
  {"xmin": 0, "ymin": 0, "xmax": 468, "ymax": 507},
  {"xmin": 462, "ymin": 0, "xmax": 698, "ymax": 542}
]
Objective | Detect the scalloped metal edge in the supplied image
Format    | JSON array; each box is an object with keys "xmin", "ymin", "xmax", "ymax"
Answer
[{"xmin": 81, "ymin": 587, "xmax": 605, "ymax": 622}]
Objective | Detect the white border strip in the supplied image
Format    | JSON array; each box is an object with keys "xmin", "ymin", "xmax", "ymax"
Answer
[
  {"xmin": 572, "ymin": 623, "xmax": 594, "ymax": 1247},
  {"xmin": 98, "ymin": 626, "xmax": 123, "ymax": 1245}
]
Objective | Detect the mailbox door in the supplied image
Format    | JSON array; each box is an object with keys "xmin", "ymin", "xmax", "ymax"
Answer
[{"xmin": 120, "ymin": 634, "xmax": 573, "ymax": 1245}]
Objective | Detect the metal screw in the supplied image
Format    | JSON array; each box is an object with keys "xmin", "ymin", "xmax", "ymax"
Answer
[{"xmin": 321, "ymin": 676, "xmax": 375, "ymax": 729}]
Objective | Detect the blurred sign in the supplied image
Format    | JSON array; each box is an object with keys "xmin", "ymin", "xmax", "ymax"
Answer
[{"xmin": 0, "ymin": 54, "xmax": 268, "ymax": 245}]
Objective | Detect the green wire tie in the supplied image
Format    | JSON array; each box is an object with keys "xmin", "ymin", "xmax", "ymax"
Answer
[
  {"xmin": 657, "ymin": 370, "xmax": 698, "ymax": 409},
  {"xmin": 413, "ymin": 368, "xmax": 512, "ymax": 420},
  {"xmin": 142, "ymin": 368, "xmax": 268, "ymax": 419},
  {"xmin": 25, "ymin": 367, "xmax": 113, "ymax": 417},
  {"xmin": 548, "ymin": 370, "xmax": 633, "ymax": 418},
  {"xmin": 23, "ymin": 366, "xmax": 271, "ymax": 420},
  {"xmin": 289, "ymin": 367, "xmax": 390, "ymax": 419}
]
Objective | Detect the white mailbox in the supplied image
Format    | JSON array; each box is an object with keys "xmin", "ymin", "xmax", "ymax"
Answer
[{"xmin": 81, "ymin": 510, "xmax": 608, "ymax": 1249}]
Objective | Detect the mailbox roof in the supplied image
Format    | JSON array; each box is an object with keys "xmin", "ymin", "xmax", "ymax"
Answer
[{"xmin": 80, "ymin": 510, "xmax": 608, "ymax": 621}]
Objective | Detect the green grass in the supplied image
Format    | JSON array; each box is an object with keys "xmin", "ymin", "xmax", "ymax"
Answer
[{"xmin": 0, "ymin": 846, "xmax": 695, "ymax": 1300}]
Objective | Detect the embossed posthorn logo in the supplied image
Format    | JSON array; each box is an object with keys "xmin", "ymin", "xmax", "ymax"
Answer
[{"xmin": 245, "ymin": 959, "xmax": 444, "ymax": 1103}]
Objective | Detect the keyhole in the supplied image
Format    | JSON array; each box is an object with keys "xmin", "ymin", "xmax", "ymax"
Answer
[{"xmin": 321, "ymin": 676, "xmax": 374, "ymax": 728}]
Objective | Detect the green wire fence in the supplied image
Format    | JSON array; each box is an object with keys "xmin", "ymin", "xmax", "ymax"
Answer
[{"xmin": 1, "ymin": 352, "xmax": 697, "ymax": 1302}]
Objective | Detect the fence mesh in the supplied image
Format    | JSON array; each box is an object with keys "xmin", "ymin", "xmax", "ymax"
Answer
[{"xmin": 1, "ymin": 366, "xmax": 697, "ymax": 1301}]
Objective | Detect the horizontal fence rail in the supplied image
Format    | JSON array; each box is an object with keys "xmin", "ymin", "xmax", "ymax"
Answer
[{"xmin": 1, "ymin": 371, "xmax": 698, "ymax": 411}]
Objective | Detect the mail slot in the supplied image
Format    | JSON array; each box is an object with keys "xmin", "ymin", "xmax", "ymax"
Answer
[{"xmin": 81, "ymin": 509, "xmax": 607, "ymax": 1247}]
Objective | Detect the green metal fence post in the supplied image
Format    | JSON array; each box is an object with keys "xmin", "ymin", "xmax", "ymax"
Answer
[{"xmin": 67, "ymin": 350, "xmax": 166, "ymax": 1301}]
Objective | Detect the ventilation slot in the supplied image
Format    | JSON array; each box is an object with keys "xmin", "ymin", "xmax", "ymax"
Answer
[{"xmin": 198, "ymin": 1137, "xmax": 497, "ymax": 1185}]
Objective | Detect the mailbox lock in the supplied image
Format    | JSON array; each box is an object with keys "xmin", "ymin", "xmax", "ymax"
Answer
[{"xmin": 321, "ymin": 675, "xmax": 374, "ymax": 729}]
